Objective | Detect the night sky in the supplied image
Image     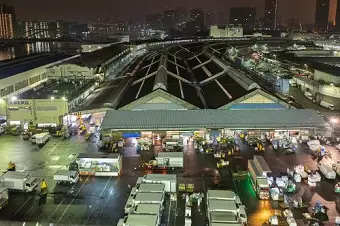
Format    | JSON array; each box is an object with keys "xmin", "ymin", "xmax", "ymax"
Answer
[{"xmin": 0, "ymin": 0, "xmax": 335, "ymax": 23}]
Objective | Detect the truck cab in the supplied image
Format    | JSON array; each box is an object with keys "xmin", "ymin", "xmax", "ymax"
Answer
[{"xmin": 25, "ymin": 177, "xmax": 38, "ymax": 192}]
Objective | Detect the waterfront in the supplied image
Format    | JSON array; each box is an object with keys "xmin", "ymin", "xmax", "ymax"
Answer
[{"xmin": 0, "ymin": 41, "xmax": 81, "ymax": 61}]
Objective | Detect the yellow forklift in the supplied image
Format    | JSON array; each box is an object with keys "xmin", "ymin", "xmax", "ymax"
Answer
[
  {"xmin": 78, "ymin": 124, "xmax": 87, "ymax": 135},
  {"xmin": 255, "ymin": 142, "xmax": 265, "ymax": 152}
]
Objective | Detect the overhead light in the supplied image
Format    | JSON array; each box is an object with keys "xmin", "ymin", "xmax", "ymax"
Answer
[{"xmin": 11, "ymin": 96, "xmax": 17, "ymax": 101}]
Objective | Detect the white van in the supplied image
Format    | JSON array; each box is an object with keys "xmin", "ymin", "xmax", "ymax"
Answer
[
  {"xmin": 318, "ymin": 163, "xmax": 336, "ymax": 179},
  {"xmin": 320, "ymin": 101, "xmax": 335, "ymax": 111},
  {"xmin": 289, "ymin": 80, "xmax": 297, "ymax": 87},
  {"xmin": 304, "ymin": 91, "xmax": 315, "ymax": 102}
]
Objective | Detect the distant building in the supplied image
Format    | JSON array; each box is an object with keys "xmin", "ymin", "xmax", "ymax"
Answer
[
  {"xmin": 264, "ymin": 0, "xmax": 278, "ymax": 30},
  {"xmin": 68, "ymin": 22, "xmax": 88, "ymax": 39},
  {"xmin": 190, "ymin": 8, "xmax": 205, "ymax": 30},
  {"xmin": 163, "ymin": 9, "xmax": 175, "ymax": 31},
  {"xmin": 174, "ymin": 7, "xmax": 187, "ymax": 28},
  {"xmin": 205, "ymin": 12, "xmax": 216, "ymax": 27},
  {"xmin": 18, "ymin": 21, "xmax": 50, "ymax": 39},
  {"xmin": 217, "ymin": 12, "xmax": 228, "ymax": 26},
  {"xmin": 145, "ymin": 14, "xmax": 163, "ymax": 30},
  {"xmin": 335, "ymin": 0, "xmax": 340, "ymax": 32},
  {"xmin": 229, "ymin": 7, "xmax": 256, "ymax": 31},
  {"xmin": 315, "ymin": 0, "xmax": 330, "ymax": 32},
  {"xmin": 0, "ymin": 4, "xmax": 16, "ymax": 39},
  {"xmin": 210, "ymin": 25, "xmax": 243, "ymax": 38}
]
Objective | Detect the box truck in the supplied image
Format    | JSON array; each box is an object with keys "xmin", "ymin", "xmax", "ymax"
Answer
[
  {"xmin": 145, "ymin": 152, "xmax": 183, "ymax": 169},
  {"xmin": 318, "ymin": 163, "xmax": 336, "ymax": 179},
  {"xmin": 320, "ymin": 101, "xmax": 335, "ymax": 111},
  {"xmin": 248, "ymin": 157, "xmax": 271, "ymax": 199},
  {"xmin": 0, "ymin": 171, "xmax": 38, "ymax": 192},
  {"xmin": 30, "ymin": 132, "xmax": 50, "ymax": 146},
  {"xmin": 143, "ymin": 174, "xmax": 177, "ymax": 193},
  {"xmin": 54, "ymin": 170, "xmax": 79, "ymax": 184},
  {"xmin": 0, "ymin": 187, "xmax": 9, "ymax": 210},
  {"xmin": 304, "ymin": 91, "xmax": 315, "ymax": 102}
]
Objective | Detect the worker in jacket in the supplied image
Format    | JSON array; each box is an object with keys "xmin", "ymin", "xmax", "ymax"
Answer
[
  {"xmin": 40, "ymin": 179, "xmax": 48, "ymax": 195},
  {"xmin": 8, "ymin": 161, "xmax": 15, "ymax": 171}
]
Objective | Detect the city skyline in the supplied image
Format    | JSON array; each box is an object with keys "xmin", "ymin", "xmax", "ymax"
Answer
[{"xmin": 1, "ymin": 0, "xmax": 322, "ymax": 24}]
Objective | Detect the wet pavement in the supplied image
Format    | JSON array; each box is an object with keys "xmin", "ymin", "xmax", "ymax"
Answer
[
  {"xmin": 0, "ymin": 134, "xmax": 137, "ymax": 226},
  {"xmin": 0, "ymin": 134, "xmax": 339, "ymax": 225}
]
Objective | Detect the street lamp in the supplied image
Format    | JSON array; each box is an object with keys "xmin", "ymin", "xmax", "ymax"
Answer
[
  {"xmin": 62, "ymin": 97, "xmax": 67, "ymax": 101},
  {"xmin": 51, "ymin": 96, "xmax": 55, "ymax": 100}
]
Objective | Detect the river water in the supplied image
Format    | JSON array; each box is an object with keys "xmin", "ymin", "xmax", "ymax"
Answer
[{"xmin": 0, "ymin": 41, "xmax": 81, "ymax": 61}]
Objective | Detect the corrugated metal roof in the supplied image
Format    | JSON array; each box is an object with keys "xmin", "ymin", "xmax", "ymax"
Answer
[{"xmin": 101, "ymin": 109, "xmax": 329, "ymax": 130}]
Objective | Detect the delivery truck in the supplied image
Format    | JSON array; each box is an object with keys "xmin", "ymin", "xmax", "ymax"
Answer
[
  {"xmin": 0, "ymin": 187, "xmax": 9, "ymax": 210},
  {"xmin": 54, "ymin": 170, "xmax": 79, "ymax": 184},
  {"xmin": 117, "ymin": 213, "xmax": 160, "ymax": 226},
  {"xmin": 30, "ymin": 132, "xmax": 50, "ymax": 146},
  {"xmin": 248, "ymin": 156, "xmax": 271, "ymax": 200},
  {"xmin": 304, "ymin": 91, "xmax": 315, "ymax": 102},
  {"xmin": 125, "ymin": 192, "xmax": 164, "ymax": 214},
  {"xmin": 0, "ymin": 171, "xmax": 38, "ymax": 192},
  {"xmin": 145, "ymin": 152, "xmax": 183, "ymax": 169},
  {"xmin": 142, "ymin": 174, "xmax": 177, "ymax": 193},
  {"xmin": 318, "ymin": 163, "xmax": 336, "ymax": 179},
  {"xmin": 320, "ymin": 100, "xmax": 335, "ymax": 111}
]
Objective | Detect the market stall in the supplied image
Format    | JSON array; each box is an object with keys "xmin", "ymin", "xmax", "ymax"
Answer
[{"xmin": 76, "ymin": 153, "xmax": 122, "ymax": 176}]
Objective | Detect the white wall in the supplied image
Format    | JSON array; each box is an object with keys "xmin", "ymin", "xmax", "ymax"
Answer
[
  {"xmin": 47, "ymin": 64, "xmax": 95, "ymax": 81},
  {"xmin": 0, "ymin": 55, "xmax": 77, "ymax": 98},
  {"xmin": 314, "ymin": 69, "xmax": 340, "ymax": 84},
  {"xmin": 4, "ymin": 99, "xmax": 68, "ymax": 125}
]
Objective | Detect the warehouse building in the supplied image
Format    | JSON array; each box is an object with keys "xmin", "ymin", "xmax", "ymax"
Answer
[
  {"xmin": 0, "ymin": 53, "xmax": 75, "ymax": 99},
  {"xmin": 47, "ymin": 44, "xmax": 130, "ymax": 82}
]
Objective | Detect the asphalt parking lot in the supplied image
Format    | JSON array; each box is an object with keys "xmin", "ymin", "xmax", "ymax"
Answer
[
  {"xmin": 0, "ymin": 135, "xmax": 138, "ymax": 225},
  {"xmin": 0, "ymin": 134, "xmax": 339, "ymax": 225}
]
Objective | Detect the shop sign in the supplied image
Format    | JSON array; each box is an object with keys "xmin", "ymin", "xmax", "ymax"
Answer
[{"xmin": 122, "ymin": 132, "xmax": 141, "ymax": 138}]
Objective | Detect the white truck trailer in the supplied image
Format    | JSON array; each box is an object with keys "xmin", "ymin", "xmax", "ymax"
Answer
[
  {"xmin": 0, "ymin": 187, "xmax": 9, "ymax": 209},
  {"xmin": 54, "ymin": 170, "xmax": 79, "ymax": 184},
  {"xmin": 318, "ymin": 163, "xmax": 336, "ymax": 179},
  {"xmin": 320, "ymin": 100, "xmax": 335, "ymax": 111},
  {"xmin": 143, "ymin": 174, "xmax": 177, "ymax": 193},
  {"xmin": 207, "ymin": 190, "xmax": 237, "ymax": 201},
  {"xmin": 117, "ymin": 213, "xmax": 160, "ymax": 226},
  {"xmin": 133, "ymin": 203, "xmax": 163, "ymax": 215},
  {"xmin": 248, "ymin": 156, "xmax": 271, "ymax": 199},
  {"xmin": 30, "ymin": 132, "xmax": 50, "ymax": 146},
  {"xmin": 155, "ymin": 152, "xmax": 183, "ymax": 168},
  {"xmin": 0, "ymin": 171, "xmax": 38, "ymax": 192},
  {"xmin": 125, "ymin": 192, "xmax": 164, "ymax": 214}
]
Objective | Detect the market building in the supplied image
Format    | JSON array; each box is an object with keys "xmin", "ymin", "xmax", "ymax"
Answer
[{"xmin": 100, "ymin": 109, "xmax": 330, "ymax": 144}]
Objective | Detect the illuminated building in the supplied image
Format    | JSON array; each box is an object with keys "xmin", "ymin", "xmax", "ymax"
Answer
[
  {"xmin": 190, "ymin": 8, "xmax": 205, "ymax": 30},
  {"xmin": 163, "ymin": 9, "xmax": 175, "ymax": 31},
  {"xmin": 0, "ymin": 4, "xmax": 16, "ymax": 39},
  {"xmin": 230, "ymin": 7, "xmax": 256, "ymax": 31}
]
